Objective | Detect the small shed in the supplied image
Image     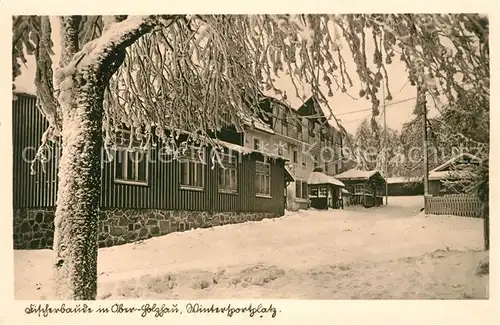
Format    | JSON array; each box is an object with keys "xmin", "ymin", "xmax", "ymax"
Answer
[
  {"xmin": 307, "ymin": 171, "xmax": 345, "ymax": 209},
  {"xmin": 428, "ymin": 153, "xmax": 479, "ymax": 196},
  {"xmin": 387, "ymin": 177, "xmax": 424, "ymax": 196},
  {"xmin": 334, "ymin": 168, "xmax": 386, "ymax": 207}
]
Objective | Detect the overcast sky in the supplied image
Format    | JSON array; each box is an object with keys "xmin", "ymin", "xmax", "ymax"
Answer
[{"xmin": 13, "ymin": 16, "xmax": 440, "ymax": 134}]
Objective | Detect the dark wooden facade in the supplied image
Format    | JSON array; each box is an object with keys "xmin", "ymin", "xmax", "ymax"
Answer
[
  {"xmin": 308, "ymin": 184, "xmax": 343, "ymax": 209},
  {"xmin": 427, "ymin": 153, "xmax": 480, "ymax": 196},
  {"xmin": 13, "ymin": 93, "xmax": 286, "ymax": 215},
  {"xmin": 342, "ymin": 180, "xmax": 384, "ymax": 207},
  {"xmin": 13, "ymin": 93, "xmax": 60, "ymax": 209},
  {"xmin": 428, "ymin": 179, "xmax": 471, "ymax": 196},
  {"xmin": 428, "ymin": 180, "xmax": 444, "ymax": 196},
  {"xmin": 387, "ymin": 182, "xmax": 424, "ymax": 196},
  {"xmin": 335, "ymin": 170, "xmax": 385, "ymax": 208},
  {"xmin": 307, "ymin": 170, "xmax": 344, "ymax": 210}
]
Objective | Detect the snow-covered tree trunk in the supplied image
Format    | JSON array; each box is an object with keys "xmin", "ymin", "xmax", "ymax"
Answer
[
  {"xmin": 48, "ymin": 15, "xmax": 174, "ymax": 299},
  {"xmin": 52, "ymin": 67, "xmax": 106, "ymax": 300}
]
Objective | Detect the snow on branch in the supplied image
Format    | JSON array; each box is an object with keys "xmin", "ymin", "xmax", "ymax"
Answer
[
  {"xmin": 58, "ymin": 15, "xmax": 182, "ymax": 83},
  {"xmin": 102, "ymin": 15, "xmax": 357, "ymax": 148},
  {"xmin": 13, "ymin": 14, "xmax": 489, "ymax": 191}
]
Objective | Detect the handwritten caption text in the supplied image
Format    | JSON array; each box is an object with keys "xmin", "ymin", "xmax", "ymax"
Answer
[{"xmin": 24, "ymin": 302, "xmax": 279, "ymax": 318}]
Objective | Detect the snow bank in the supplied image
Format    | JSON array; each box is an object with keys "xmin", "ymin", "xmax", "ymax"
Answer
[{"xmin": 14, "ymin": 196, "xmax": 485, "ymax": 299}]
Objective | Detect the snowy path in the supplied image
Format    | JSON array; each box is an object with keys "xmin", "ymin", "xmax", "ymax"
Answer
[{"xmin": 14, "ymin": 196, "xmax": 487, "ymax": 299}]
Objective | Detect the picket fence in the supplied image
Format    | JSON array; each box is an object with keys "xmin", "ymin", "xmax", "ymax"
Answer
[{"xmin": 424, "ymin": 194, "xmax": 483, "ymax": 218}]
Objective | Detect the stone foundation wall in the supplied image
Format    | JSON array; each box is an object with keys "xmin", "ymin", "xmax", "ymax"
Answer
[
  {"xmin": 13, "ymin": 208, "xmax": 55, "ymax": 249},
  {"xmin": 13, "ymin": 208, "xmax": 280, "ymax": 250}
]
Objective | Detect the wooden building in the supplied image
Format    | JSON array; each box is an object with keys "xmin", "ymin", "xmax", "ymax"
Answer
[
  {"xmin": 424, "ymin": 153, "xmax": 483, "ymax": 218},
  {"xmin": 12, "ymin": 92, "xmax": 293, "ymax": 249},
  {"xmin": 334, "ymin": 168, "xmax": 385, "ymax": 207},
  {"xmin": 242, "ymin": 94, "xmax": 345, "ymax": 211},
  {"xmin": 428, "ymin": 153, "xmax": 480, "ymax": 196},
  {"xmin": 341, "ymin": 188, "xmax": 353, "ymax": 207},
  {"xmin": 307, "ymin": 170, "xmax": 345, "ymax": 209},
  {"xmin": 386, "ymin": 177, "xmax": 424, "ymax": 196}
]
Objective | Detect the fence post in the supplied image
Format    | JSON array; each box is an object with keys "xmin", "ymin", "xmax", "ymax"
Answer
[{"xmin": 483, "ymin": 202, "xmax": 489, "ymax": 250}]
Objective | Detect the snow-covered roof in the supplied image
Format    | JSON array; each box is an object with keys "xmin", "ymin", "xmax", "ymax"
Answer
[
  {"xmin": 284, "ymin": 166, "xmax": 295, "ymax": 182},
  {"xmin": 13, "ymin": 72, "xmax": 37, "ymax": 96},
  {"xmin": 428, "ymin": 170, "xmax": 475, "ymax": 181},
  {"xmin": 238, "ymin": 95, "xmax": 278, "ymax": 134},
  {"xmin": 239, "ymin": 112, "xmax": 275, "ymax": 134},
  {"xmin": 263, "ymin": 95, "xmax": 293, "ymax": 111},
  {"xmin": 214, "ymin": 139, "xmax": 285, "ymax": 161},
  {"xmin": 429, "ymin": 153, "xmax": 481, "ymax": 173},
  {"xmin": 311, "ymin": 97, "xmax": 342, "ymax": 133},
  {"xmin": 13, "ymin": 90, "xmax": 37, "ymax": 98},
  {"xmin": 427, "ymin": 153, "xmax": 481, "ymax": 181},
  {"xmin": 334, "ymin": 168, "xmax": 381, "ymax": 181},
  {"xmin": 307, "ymin": 171, "xmax": 345, "ymax": 187},
  {"xmin": 327, "ymin": 116, "xmax": 342, "ymax": 133},
  {"xmin": 386, "ymin": 176, "xmax": 422, "ymax": 184},
  {"xmin": 214, "ymin": 140, "xmax": 254, "ymax": 155},
  {"xmin": 175, "ymin": 133, "xmax": 285, "ymax": 162}
]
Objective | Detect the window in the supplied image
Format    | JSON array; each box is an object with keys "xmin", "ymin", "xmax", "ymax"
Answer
[
  {"xmin": 293, "ymin": 150, "xmax": 298, "ymax": 163},
  {"xmin": 255, "ymin": 161, "xmax": 271, "ymax": 197},
  {"xmin": 254, "ymin": 138, "xmax": 260, "ymax": 150},
  {"xmin": 324, "ymin": 162, "xmax": 329, "ymax": 173},
  {"xmin": 302, "ymin": 181, "xmax": 308, "ymax": 199},
  {"xmin": 309, "ymin": 120, "xmax": 315, "ymax": 137},
  {"xmin": 313, "ymin": 155, "xmax": 319, "ymax": 168},
  {"xmin": 114, "ymin": 130, "xmax": 149, "ymax": 185},
  {"xmin": 282, "ymin": 116, "xmax": 289, "ymax": 136},
  {"xmin": 297, "ymin": 121, "xmax": 303, "ymax": 141},
  {"xmin": 309, "ymin": 186, "xmax": 318, "ymax": 197},
  {"xmin": 354, "ymin": 184, "xmax": 364, "ymax": 194},
  {"xmin": 301, "ymin": 153, "xmax": 307, "ymax": 167},
  {"xmin": 218, "ymin": 151, "xmax": 238, "ymax": 193},
  {"xmin": 320, "ymin": 131, "xmax": 327, "ymax": 147},
  {"xmin": 319, "ymin": 186, "xmax": 327, "ymax": 197},
  {"xmin": 178, "ymin": 145, "xmax": 206, "ymax": 189},
  {"xmin": 296, "ymin": 180, "xmax": 308, "ymax": 199}
]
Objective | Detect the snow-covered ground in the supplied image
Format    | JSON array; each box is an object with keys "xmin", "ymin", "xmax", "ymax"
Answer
[{"xmin": 14, "ymin": 196, "xmax": 488, "ymax": 299}]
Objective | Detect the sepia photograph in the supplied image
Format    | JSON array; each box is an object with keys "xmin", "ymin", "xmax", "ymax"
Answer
[{"xmin": 10, "ymin": 10, "xmax": 491, "ymax": 308}]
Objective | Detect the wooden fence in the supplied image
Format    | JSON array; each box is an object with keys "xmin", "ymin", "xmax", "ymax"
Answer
[{"xmin": 424, "ymin": 194, "xmax": 483, "ymax": 218}]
